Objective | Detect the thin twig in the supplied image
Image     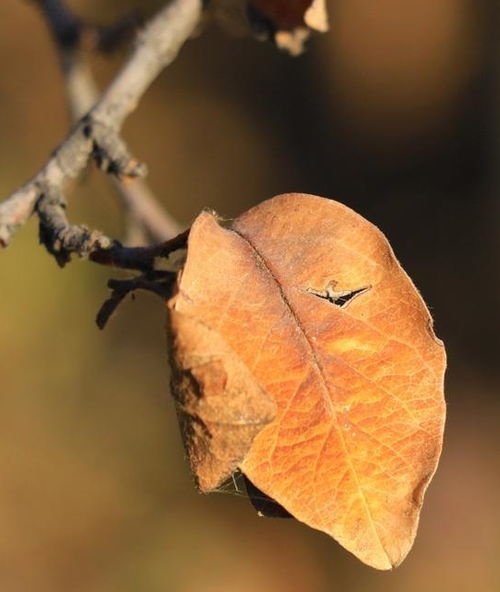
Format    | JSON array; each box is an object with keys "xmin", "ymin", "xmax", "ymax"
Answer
[
  {"xmin": 0, "ymin": 0, "xmax": 201, "ymax": 258},
  {"xmin": 36, "ymin": 182, "xmax": 188, "ymax": 269},
  {"xmin": 96, "ymin": 273, "xmax": 176, "ymax": 330}
]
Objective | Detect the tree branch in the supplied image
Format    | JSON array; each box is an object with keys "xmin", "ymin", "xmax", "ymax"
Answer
[
  {"xmin": 35, "ymin": 0, "xmax": 182, "ymax": 244},
  {"xmin": 0, "ymin": 0, "xmax": 201, "ymax": 258}
]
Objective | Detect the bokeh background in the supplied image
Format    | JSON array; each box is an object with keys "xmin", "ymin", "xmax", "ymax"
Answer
[{"xmin": 1, "ymin": 1, "xmax": 499, "ymax": 590}]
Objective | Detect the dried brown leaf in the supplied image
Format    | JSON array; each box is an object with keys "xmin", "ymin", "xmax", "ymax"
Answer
[
  {"xmin": 208, "ymin": 0, "xmax": 329, "ymax": 54},
  {"xmin": 167, "ymin": 193, "xmax": 446, "ymax": 570}
]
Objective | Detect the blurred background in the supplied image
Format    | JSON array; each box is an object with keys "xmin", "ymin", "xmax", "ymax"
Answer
[{"xmin": 1, "ymin": 0, "xmax": 499, "ymax": 590}]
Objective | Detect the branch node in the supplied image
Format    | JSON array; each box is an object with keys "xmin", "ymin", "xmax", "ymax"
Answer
[
  {"xmin": 37, "ymin": 188, "xmax": 112, "ymax": 267},
  {"xmin": 85, "ymin": 117, "xmax": 148, "ymax": 179}
]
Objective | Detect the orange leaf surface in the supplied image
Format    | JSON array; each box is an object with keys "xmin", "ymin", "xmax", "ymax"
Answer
[{"xmin": 168, "ymin": 193, "xmax": 446, "ymax": 570}]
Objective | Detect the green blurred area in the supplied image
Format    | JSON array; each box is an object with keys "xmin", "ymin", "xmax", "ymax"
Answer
[{"xmin": 1, "ymin": 1, "xmax": 499, "ymax": 590}]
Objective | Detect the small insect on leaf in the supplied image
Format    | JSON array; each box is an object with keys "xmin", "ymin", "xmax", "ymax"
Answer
[{"xmin": 167, "ymin": 193, "xmax": 446, "ymax": 570}]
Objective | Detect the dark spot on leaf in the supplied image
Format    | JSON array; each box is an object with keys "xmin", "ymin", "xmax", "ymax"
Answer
[{"xmin": 306, "ymin": 282, "xmax": 371, "ymax": 308}]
